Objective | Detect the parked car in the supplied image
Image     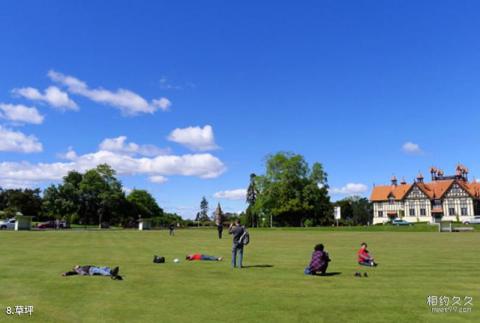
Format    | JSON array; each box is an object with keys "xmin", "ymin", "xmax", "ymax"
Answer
[
  {"xmin": 37, "ymin": 220, "xmax": 67, "ymax": 229},
  {"xmin": 0, "ymin": 218, "xmax": 16, "ymax": 230},
  {"xmin": 392, "ymin": 219, "xmax": 413, "ymax": 226},
  {"xmin": 463, "ymin": 216, "xmax": 480, "ymax": 225}
]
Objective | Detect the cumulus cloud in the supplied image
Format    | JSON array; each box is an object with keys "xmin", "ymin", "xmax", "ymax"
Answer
[
  {"xmin": 99, "ymin": 136, "xmax": 170, "ymax": 157},
  {"xmin": 0, "ymin": 103, "xmax": 44, "ymax": 124},
  {"xmin": 214, "ymin": 189, "xmax": 247, "ymax": 200},
  {"xmin": 149, "ymin": 175, "xmax": 168, "ymax": 184},
  {"xmin": 47, "ymin": 70, "xmax": 171, "ymax": 116},
  {"xmin": 12, "ymin": 86, "xmax": 78, "ymax": 110},
  {"xmin": 167, "ymin": 125, "xmax": 218, "ymax": 151},
  {"xmin": 152, "ymin": 98, "xmax": 172, "ymax": 111},
  {"xmin": 330, "ymin": 183, "xmax": 368, "ymax": 195},
  {"xmin": 402, "ymin": 141, "xmax": 423, "ymax": 155},
  {"xmin": 0, "ymin": 126, "xmax": 43, "ymax": 153},
  {"xmin": 0, "ymin": 147, "xmax": 225, "ymax": 188}
]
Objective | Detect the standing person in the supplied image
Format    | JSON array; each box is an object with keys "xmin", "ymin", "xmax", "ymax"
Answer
[
  {"xmin": 169, "ymin": 223, "xmax": 175, "ymax": 236},
  {"xmin": 305, "ymin": 244, "xmax": 331, "ymax": 275},
  {"xmin": 229, "ymin": 220, "xmax": 245, "ymax": 268},
  {"xmin": 217, "ymin": 223, "xmax": 223, "ymax": 239}
]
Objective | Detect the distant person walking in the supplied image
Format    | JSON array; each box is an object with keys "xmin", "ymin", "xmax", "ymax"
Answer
[
  {"xmin": 169, "ymin": 223, "xmax": 175, "ymax": 236},
  {"xmin": 229, "ymin": 220, "xmax": 245, "ymax": 268},
  {"xmin": 217, "ymin": 224, "xmax": 223, "ymax": 239}
]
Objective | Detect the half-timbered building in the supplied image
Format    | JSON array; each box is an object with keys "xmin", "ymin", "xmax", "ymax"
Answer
[{"xmin": 370, "ymin": 165, "xmax": 480, "ymax": 224}]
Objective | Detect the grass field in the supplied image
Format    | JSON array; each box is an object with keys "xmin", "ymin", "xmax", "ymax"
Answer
[{"xmin": 1, "ymin": 229, "xmax": 479, "ymax": 323}]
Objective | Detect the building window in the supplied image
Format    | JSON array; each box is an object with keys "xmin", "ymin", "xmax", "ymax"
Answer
[
  {"xmin": 378, "ymin": 211, "xmax": 383, "ymax": 218},
  {"xmin": 449, "ymin": 208, "xmax": 455, "ymax": 216},
  {"xmin": 420, "ymin": 208, "xmax": 426, "ymax": 216},
  {"xmin": 388, "ymin": 197, "xmax": 394, "ymax": 205},
  {"xmin": 409, "ymin": 208, "xmax": 415, "ymax": 216},
  {"xmin": 461, "ymin": 207, "xmax": 468, "ymax": 216}
]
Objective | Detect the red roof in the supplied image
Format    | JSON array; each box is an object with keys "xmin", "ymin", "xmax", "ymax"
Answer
[
  {"xmin": 370, "ymin": 184, "xmax": 411, "ymax": 201},
  {"xmin": 371, "ymin": 179, "xmax": 480, "ymax": 201}
]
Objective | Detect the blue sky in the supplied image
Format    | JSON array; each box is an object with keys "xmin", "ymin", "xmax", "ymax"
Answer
[{"xmin": 1, "ymin": 1, "xmax": 480, "ymax": 218}]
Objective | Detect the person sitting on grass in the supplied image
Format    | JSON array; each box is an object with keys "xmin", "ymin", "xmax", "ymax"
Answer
[
  {"xmin": 305, "ymin": 243, "xmax": 331, "ymax": 275},
  {"xmin": 357, "ymin": 242, "xmax": 377, "ymax": 267},
  {"xmin": 62, "ymin": 265, "xmax": 122, "ymax": 280},
  {"xmin": 185, "ymin": 253, "xmax": 223, "ymax": 261}
]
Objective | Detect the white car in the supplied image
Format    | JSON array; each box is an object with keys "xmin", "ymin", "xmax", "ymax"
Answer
[
  {"xmin": 463, "ymin": 216, "xmax": 480, "ymax": 225},
  {"xmin": 0, "ymin": 218, "xmax": 16, "ymax": 230}
]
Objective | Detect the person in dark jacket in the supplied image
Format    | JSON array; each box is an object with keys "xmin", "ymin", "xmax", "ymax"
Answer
[
  {"xmin": 62, "ymin": 265, "xmax": 122, "ymax": 280},
  {"xmin": 169, "ymin": 223, "xmax": 175, "ymax": 236},
  {"xmin": 305, "ymin": 244, "xmax": 331, "ymax": 275},
  {"xmin": 228, "ymin": 220, "xmax": 245, "ymax": 268},
  {"xmin": 217, "ymin": 224, "xmax": 223, "ymax": 239}
]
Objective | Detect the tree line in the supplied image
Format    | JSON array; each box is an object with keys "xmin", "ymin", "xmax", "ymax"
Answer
[
  {"xmin": 0, "ymin": 164, "xmax": 182, "ymax": 227},
  {"xmin": 0, "ymin": 153, "xmax": 373, "ymax": 227}
]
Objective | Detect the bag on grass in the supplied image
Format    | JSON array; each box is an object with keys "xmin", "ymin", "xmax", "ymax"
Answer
[{"xmin": 153, "ymin": 255, "xmax": 165, "ymax": 263}]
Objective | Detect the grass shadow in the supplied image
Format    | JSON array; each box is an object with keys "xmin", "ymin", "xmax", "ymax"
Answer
[
  {"xmin": 316, "ymin": 272, "xmax": 341, "ymax": 276},
  {"xmin": 242, "ymin": 265, "xmax": 274, "ymax": 268}
]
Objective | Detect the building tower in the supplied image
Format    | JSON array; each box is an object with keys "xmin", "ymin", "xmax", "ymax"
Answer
[{"xmin": 214, "ymin": 203, "xmax": 224, "ymax": 226}]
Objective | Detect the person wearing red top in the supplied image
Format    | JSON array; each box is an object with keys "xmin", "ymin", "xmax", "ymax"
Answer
[
  {"xmin": 357, "ymin": 242, "xmax": 377, "ymax": 267},
  {"xmin": 185, "ymin": 253, "xmax": 223, "ymax": 261},
  {"xmin": 355, "ymin": 242, "xmax": 377, "ymax": 277}
]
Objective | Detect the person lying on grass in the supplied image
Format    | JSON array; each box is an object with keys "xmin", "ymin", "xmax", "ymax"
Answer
[
  {"xmin": 357, "ymin": 242, "xmax": 378, "ymax": 267},
  {"xmin": 62, "ymin": 265, "xmax": 123, "ymax": 280},
  {"xmin": 305, "ymin": 243, "xmax": 331, "ymax": 275},
  {"xmin": 185, "ymin": 253, "xmax": 223, "ymax": 261}
]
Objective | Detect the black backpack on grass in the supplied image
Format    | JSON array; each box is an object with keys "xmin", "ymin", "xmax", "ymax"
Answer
[{"xmin": 153, "ymin": 255, "xmax": 165, "ymax": 263}]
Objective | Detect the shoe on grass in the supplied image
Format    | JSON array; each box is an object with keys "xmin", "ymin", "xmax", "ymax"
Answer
[
  {"xmin": 363, "ymin": 272, "xmax": 368, "ymax": 277},
  {"xmin": 354, "ymin": 272, "xmax": 361, "ymax": 277},
  {"xmin": 110, "ymin": 266, "xmax": 119, "ymax": 277}
]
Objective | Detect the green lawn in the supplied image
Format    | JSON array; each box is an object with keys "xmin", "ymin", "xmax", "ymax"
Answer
[{"xmin": 0, "ymin": 229, "xmax": 478, "ymax": 322}]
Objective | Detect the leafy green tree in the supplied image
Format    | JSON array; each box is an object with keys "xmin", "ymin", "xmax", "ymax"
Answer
[
  {"xmin": 42, "ymin": 171, "xmax": 84, "ymax": 223},
  {"xmin": 334, "ymin": 196, "xmax": 372, "ymax": 225},
  {"xmin": 2, "ymin": 188, "xmax": 42, "ymax": 217},
  {"xmin": 78, "ymin": 164, "xmax": 127, "ymax": 226},
  {"xmin": 253, "ymin": 152, "xmax": 332, "ymax": 226},
  {"xmin": 0, "ymin": 187, "xmax": 6, "ymax": 210},
  {"xmin": 127, "ymin": 189, "xmax": 163, "ymax": 219},
  {"xmin": 245, "ymin": 173, "xmax": 259, "ymax": 227}
]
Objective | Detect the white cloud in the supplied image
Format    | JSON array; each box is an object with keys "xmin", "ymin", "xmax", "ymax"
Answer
[
  {"xmin": 0, "ymin": 147, "xmax": 225, "ymax": 188},
  {"xmin": 167, "ymin": 125, "xmax": 218, "ymax": 151},
  {"xmin": 99, "ymin": 136, "xmax": 170, "ymax": 157},
  {"xmin": 0, "ymin": 126, "xmax": 43, "ymax": 153},
  {"xmin": 152, "ymin": 98, "xmax": 172, "ymax": 111},
  {"xmin": 214, "ymin": 188, "xmax": 247, "ymax": 200},
  {"xmin": 402, "ymin": 141, "xmax": 423, "ymax": 155},
  {"xmin": 12, "ymin": 86, "xmax": 78, "ymax": 110},
  {"xmin": 48, "ymin": 70, "xmax": 171, "ymax": 115},
  {"xmin": 330, "ymin": 183, "xmax": 368, "ymax": 195},
  {"xmin": 149, "ymin": 175, "xmax": 168, "ymax": 184},
  {"xmin": 0, "ymin": 103, "xmax": 44, "ymax": 124}
]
